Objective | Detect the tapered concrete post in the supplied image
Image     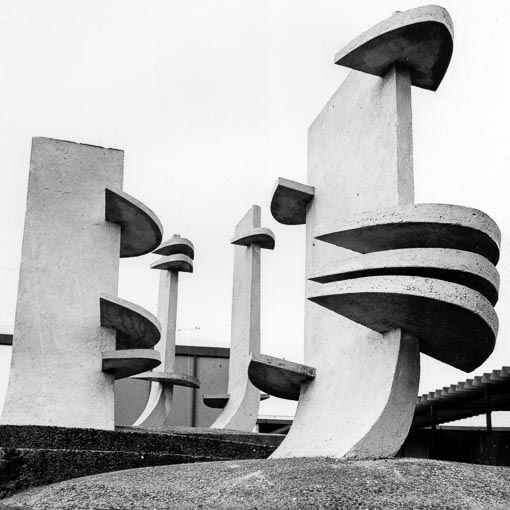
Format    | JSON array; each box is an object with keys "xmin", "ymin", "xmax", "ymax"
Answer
[
  {"xmin": 206, "ymin": 206, "xmax": 274, "ymax": 431},
  {"xmin": 132, "ymin": 235, "xmax": 200, "ymax": 428},
  {"xmin": 2, "ymin": 138, "xmax": 163, "ymax": 430},
  {"xmin": 251, "ymin": 6, "xmax": 500, "ymax": 459}
]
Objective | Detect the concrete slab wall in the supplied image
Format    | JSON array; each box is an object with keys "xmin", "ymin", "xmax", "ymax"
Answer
[{"xmin": 1, "ymin": 138, "xmax": 123, "ymax": 429}]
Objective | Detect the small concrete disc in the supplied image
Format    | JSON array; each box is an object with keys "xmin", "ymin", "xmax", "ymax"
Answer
[{"xmin": 102, "ymin": 349, "xmax": 161, "ymax": 380}]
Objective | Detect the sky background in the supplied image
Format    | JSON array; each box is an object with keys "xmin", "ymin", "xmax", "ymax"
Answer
[{"xmin": 1, "ymin": 0, "xmax": 509, "ymax": 423}]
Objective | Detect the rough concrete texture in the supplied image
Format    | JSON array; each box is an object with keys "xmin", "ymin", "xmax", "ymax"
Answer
[
  {"xmin": 272, "ymin": 66, "xmax": 419, "ymax": 459},
  {"xmin": 101, "ymin": 349, "xmax": 161, "ymax": 380},
  {"xmin": 99, "ymin": 294, "xmax": 161, "ymax": 350},
  {"xmin": 270, "ymin": 177, "xmax": 315, "ymax": 225},
  {"xmin": 3, "ymin": 458, "xmax": 510, "ymax": 509},
  {"xmin": 248, "ymin": 354, "xmax": 316, "ymax": 401},
  {"xmin": 104, "ymin": 187, "xmax": 163, "ymax": 257},
  {"xmin": 0, "ymin": 425, "xmax": 279, "ymax": 498},
  {"xmin": 1, "ymin": 138, "xmax": 123, "ymax": 430},
  {"xmin": 335, "ymin": 5, "xmax": 453, "ymax": 91},
  {"xmin": 134, "ymin": 236, "xmax": 195, "ymax": 428},
  {"xmin": 209, "ymin": 206, "xmax": 267, "ymax": 431},
  {"xmin": 309, "ymin": 275, "xmax": 498, "ymax": 372},
  {"xmin": 315, "ymin": 202, "xmax": 501, "ymax": 265},
  {"xmin": 309, "ymin": 248, "xmax": 500, "ymax": 305}
]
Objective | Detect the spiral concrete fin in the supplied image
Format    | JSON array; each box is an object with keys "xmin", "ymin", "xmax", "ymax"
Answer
[
  {"xmin": 105, "ymin": 188, "xmax": 163, "ymax": 257},
  {"xmin": 270, "ymin": 178, "xmax": 315, "ymax": 225},
  {"xmin": 335, "ymin": 5, "xmax": 453, "ymax": 91}
]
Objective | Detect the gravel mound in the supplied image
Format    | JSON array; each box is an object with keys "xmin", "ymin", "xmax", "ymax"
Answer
[{"xmin": 1, "ymin": 457, "xmax": 509, "ymax": 509}]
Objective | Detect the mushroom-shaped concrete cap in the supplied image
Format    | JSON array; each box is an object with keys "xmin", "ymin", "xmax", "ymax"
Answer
[
  {"xmin": 153, "ymin": 236, "xmax": 194, "ymax": 259},
  {"xmin": 270, "ymin": 177, "xmax": 315, "ymax": 225},
  {"xmin": 231, "ymin": 227, "xmax": 275, "ymax": 250},
  {"xmin": 151, "ymin": 254, "xmax": 193, "ymax": 273},
  {"xmin": 335, "ymin": 5, "xmax": 454, "ymax": 91},
  {"xmin": 102, "ymin": 349, "xmax": 161, "ymax": 380},
  {"xmin": 309, "ymin": 248, "xmax": 500, "ymax": 305},
  {"xmin": 248, "ymin": 354, "xmax": 316, "ymax": 401},
  {"xmin": 100, "ymin": 294, "xmax": 161, "ymax": 349},
  {"xmin": 315, "ymin": 204, "xmax": 501, "ymax": 265},
  {"xmin": 203, "ymin": 394, "xmax": 230, "ymax": 409},
  {"xmin": 105, "ymin": 188, "xmax": 163, "ymax": 257},
  {"xmin": 131, "ymin": 371, "xmax": 200, "ymax": 389},
  {"xmin": 309, "ymin": 275, "xmax": 498, "ymax": 372}
]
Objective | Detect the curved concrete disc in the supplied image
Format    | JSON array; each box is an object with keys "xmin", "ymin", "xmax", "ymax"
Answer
[
  {"xmin": 132, "ymin": 371, "xmax": 200, "ymax": 389},
  {"xmin": 270, "ymin": 177, "xmax": 315, "ymax": 225},
  {"xmin": 315, "ymin": 203, "xmax": 501, "ymax": 264},
  {"xmin": 231, "ymin": 227, "xmax": 276, "ymax": 250},
  {"xmin": 151, "ymin": 254, "xmax": 193, "ymax": 273},
  {"xmin": 203, "ymin": 394, "xmax": 230, "ymax": 409},
  {"xmin": 335, "ymin": 5, "xmax": 453, "ymax": 91},
  {"xmin": 248, "ymin": 354, "xmax": 316, "ymax": 401},
  {"xmin": 100, "ymin": 295, "xmax": 161, "ymax": 349},
  {"xmin": 308, "ymin": 275, "xmax": 498, "ymax": 372},
  {"xmin": 153, "ymin": 237, "xmax": 194, "ymax": 259},
  {"xmin": 105, "ymin": 188, "xmax": 163, "ymax": 257},
  {"xmin": 309, "ymin": 248, "xmax": 500, "ymax": 305},
  {"xmin": 102, "ymin": 349, "xmax": 161, "ymax": 379}
]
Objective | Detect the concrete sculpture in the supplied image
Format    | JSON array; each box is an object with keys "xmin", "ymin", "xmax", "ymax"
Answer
[
  {"xmin": 249, "ymin": 5, "xmax": 500, "ymax": 458},
  {"xmin": 132, "ymin": 235, "xmax": 200, "ymax": 428},
  {"xmin": 204, "ymin": 206, "xmax": 274, "ymax": 431},
  {"xmin": 2, "ymin": 138, "xmax": 164, "ymax": 430}
]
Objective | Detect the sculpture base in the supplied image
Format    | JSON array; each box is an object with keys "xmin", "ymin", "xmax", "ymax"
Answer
[
  {"xmin": 3, "ymin": 457, "xmax": 509, "ymax": 509},
  {"xmin": 0, "ymin": 425, "xmax": 280, "ymax": 499}
]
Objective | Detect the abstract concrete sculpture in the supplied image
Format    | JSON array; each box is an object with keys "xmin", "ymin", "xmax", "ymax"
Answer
[
  {"xmin": 2, "ymin": 138, "xmax": 163, "ymax": 430},
  {"xmin": 132, "ymin": 235, "xmax": 200, "ymax": 428},
  {"xmin": 249, "ymin": 5, "xmax": 501, "ymax": 459},
  {"xmin": 204, "ymin": 206, "xmax": 274, "ymax": 431}
]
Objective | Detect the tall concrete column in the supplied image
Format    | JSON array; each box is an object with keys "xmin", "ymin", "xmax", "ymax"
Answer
[
  {"xmin": 206, "ymin": 205, "xmax": 274, "ymax": 431},
  {"xmin": 2, "ymin": 138, "xmax": 163, "ymax": 430},
  {"xmin": 251, "ymin": 6, "xmax": 500, "ymax": 459},
  {"xmin": 133, "ymin": 235, "xmax": 200, "ymax": 428}
]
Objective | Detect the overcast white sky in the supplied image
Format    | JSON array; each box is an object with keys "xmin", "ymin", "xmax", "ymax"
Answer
[{"xmin": 1, "ymin": 1, "xmax": 510, "ymax": 422}]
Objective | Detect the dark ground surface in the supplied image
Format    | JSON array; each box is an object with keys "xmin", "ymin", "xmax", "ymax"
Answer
[
  {"xmin": 0, "ymin": 425, "xmax": 281, "ymax": 498},
  {"xmin": 1, "ymin": 457, "xmax": 510, "ymax": 510}
]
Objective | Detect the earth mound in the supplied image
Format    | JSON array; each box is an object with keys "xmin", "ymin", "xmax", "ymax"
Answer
[{"xmin": 1, "ymin": 457, "xmax": 509, "ymax": 509}]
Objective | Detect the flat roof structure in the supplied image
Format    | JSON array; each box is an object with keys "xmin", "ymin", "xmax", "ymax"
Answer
[{"xmin": 413, "ymin": 366, "xmax": 510, "ymax": 429}]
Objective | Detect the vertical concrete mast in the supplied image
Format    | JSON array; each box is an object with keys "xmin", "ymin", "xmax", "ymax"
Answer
[
  {"xmin": 133, "ymin": 235, "xmax": 200, "ymax": 428},
  {"xmin": 205, "ymin": 205, "xmax": 274, "ymax": 431}
]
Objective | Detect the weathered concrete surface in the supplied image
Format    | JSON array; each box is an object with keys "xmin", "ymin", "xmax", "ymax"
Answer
[
  {"xmin": 335, "ymin": 5, "xmax": 453, "ymax": 91},
  {"xmin": 271, "ymin": 65, "xmax": 419, "ymax": 459},
  {"xmin": 105, "ymin": 188, "xmax": 163, "ymax": 257},
  {"xmin": 100, "ymin": 294, "xmax": 161, "ymax": 349},
  {"xmin": 203, "ymin": 394, "xmax": 230, "ymax": 409},
  {"xmin": 231, "ymin": 227, "xmax": 275, "ymax": 250},
  {"xmin": 270, "ymin": 178, "xmax": 315, "ymax": 225},
  {"xmin": 309, "ymin": 248, "xmax": 500, "ymax": 304},
  {"xmin": 133, "ymin": 372, "xmax": 199, "ymax": 388},
  {"xmin": 1, "ymin": 138, "xmax": 123, "ymax": 430},
  {"xmin": 133, "ymin": 236, "xmax": 198, "ymax": 428},
  {"xmin": 5, "ymin": 458, "xmax": 510, "ymax": 510},
  {"xmin": 150, "ymin": 254, "xmax": 193, "ymax": 273},
  {"xmin": 315, "ymin": 203, "xmax": 501, "ymax": 264},
  {"xmin": 248, "ymin": 354, "xmax": 316, "ymax": 401},
  {"xmin": 0, "ymin": 425, "xmax": 280, "ymax": 499},
  {"xmin": 210, "ymin": 206, "xmax": 271, "ymax": 431},
  {"xmin": 153, "ymin": 237, "xmax": 194, "ymax": 258},
  {"xmin": 309, "ymin": 276, "xmax": 498, "ymax": 372},
  {"xmin": 102, "ymin": 349, "xmax": 161, "ymax": 379}
]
